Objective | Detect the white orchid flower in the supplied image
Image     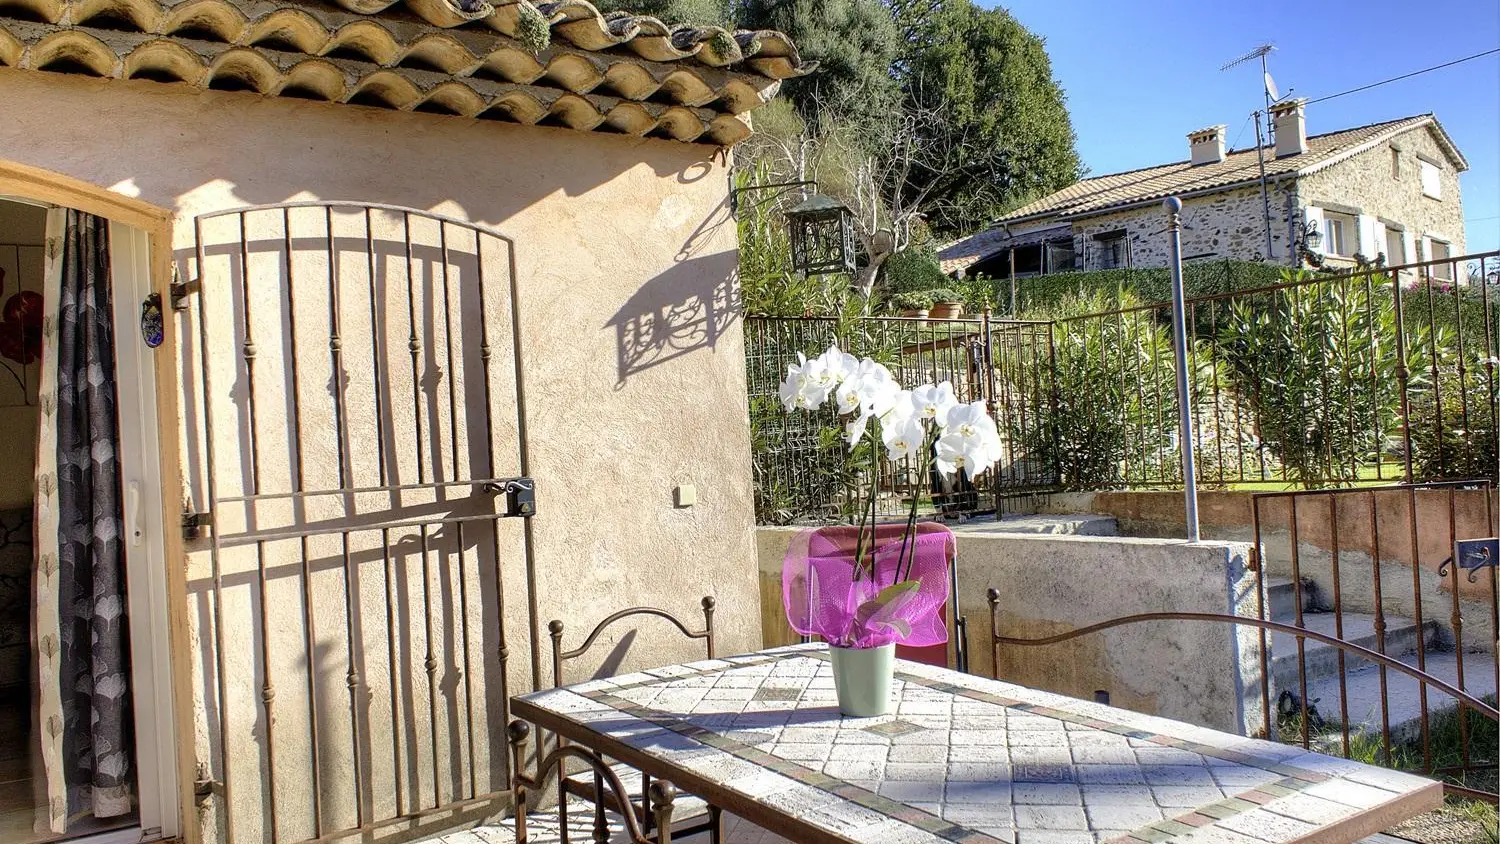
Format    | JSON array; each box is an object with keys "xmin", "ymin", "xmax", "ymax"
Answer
[
  {"xmin": 934, "ymin": 433, "xmax": 972, "ymax": 478},
  {"xmin": 911, "ymin": 382, "xmax": 958, "ymax": 426},
  {"xmin": 936, "ymin": 401, "xmax": 1003, "ymax": 478},
  {"xmin": 852, "ymin": 362, "xmax": 898, "ymax": 414},
  {"xmin": 799, "ymin": 355, "xmax": 839, "ymax": 407},
  {"xmin": 882, "ymin": 415, "xmax": 926, "ymax": 462},
  {"xmin": 834, "ymin": 376, "xmax": 865, "ymax": 415},
  {"xmin": 817, "ymin": 344, "xmax": 859, "ymax": 384},
  {"xmin": 844, "ymin": 411, "xmax": 871, "ymax": 449},
  {"xmin": 777, "ymin": 354, "xmax": 809, "ymax": 411},
  {"xmin": 942, "ymin": 401, "xmax": 999, "ymax": 441}
]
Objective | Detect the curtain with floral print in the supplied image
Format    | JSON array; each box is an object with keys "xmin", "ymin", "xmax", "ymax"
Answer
[{"xmin": 32, "ymin": 208, "xmax": 133, "ymax": 833}]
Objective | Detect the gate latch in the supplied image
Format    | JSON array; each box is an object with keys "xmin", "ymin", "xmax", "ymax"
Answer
[
  {"xmin": 182, "ymin": 510, "xmax": 213, "ymax": 540},
  {"xmin": 483, "ymin": 478, "xmax": 535, "ymax": 518},
  {"xmin": 1453, "ymin": 537, "xmax": 1499, "ymax": 574}
]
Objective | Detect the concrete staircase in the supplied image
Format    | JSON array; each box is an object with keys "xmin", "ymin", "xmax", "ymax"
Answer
[{"xmin": 1261, "ymin": 575, "xmax": 1497, "ymax": 742}]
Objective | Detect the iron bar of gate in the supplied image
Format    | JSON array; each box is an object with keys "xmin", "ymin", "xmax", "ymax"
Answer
[
  {"xmin": 283, "ymin": 207, "xmax": 326, "ymax": 837},
  {"xmin": 1246, "ymin": 481, "xmax": 1498, "ymax": 797},
  {"xmin": 325, "ymin": 206, "xmax": 365, "ymax": 829},
  {"xmin": 190, "ymin": 202, "xmax": 528, "ymax": 842},
  {"xmin": 191, "ymin": 214, "xmax": 237, "ymax": 844}
]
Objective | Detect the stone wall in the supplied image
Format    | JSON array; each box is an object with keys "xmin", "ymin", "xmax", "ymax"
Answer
[
  {"xmin": 756, "ymin": 527, "xmax": 1265, "ymax": 735},
  {"xmin": 1297, "ymin": 124, "xmax": 1467, "ymax": 271},
  {"xmin": 1067, "ymin": 185, "xmax": 1296, "ymax": 270}
]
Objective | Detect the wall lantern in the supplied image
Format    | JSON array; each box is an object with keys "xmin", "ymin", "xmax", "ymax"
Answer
[
  {"xmin": 730, "ymin": 180, "xmax": 856, "ymax": 277},
  {"xmin": 785, "ymin": 193, "xmax": 856, "ymax": 277},
  {"xmin": 1294, "ymin": 216, "xmax": 1324, "ymax": 269}
]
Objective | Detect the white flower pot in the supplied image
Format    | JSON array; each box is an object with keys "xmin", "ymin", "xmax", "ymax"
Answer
[{"xmin": 828, "ymin": 643, "xmax": 895, "ymax": 717}]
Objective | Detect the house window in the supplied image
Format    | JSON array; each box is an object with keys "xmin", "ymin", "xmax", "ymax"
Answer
[
  {"xmin": 1384, "ymin": 227, "xmax": 1406, "ymax": 267},
  {"xmin": 1095, "ymin": 231, "xmax": 1127, "ymax": 269},
  {"xmin": 1046, "ymin": 239, "xmax": 1076, "ymax": 273},
  {"xmin": 1420, "ymin": 159, "xmax": 1442, "ymax": 199},
  {"xmin": 1390, "ymin": 148, "xmax": 1401, "ymax": 179},
  {"xmin": 1429, "ymin": 239, "xmax": 1452, "ymax": 280},
  {"xmin": 1322, "ymin": 212, "xmax": 1357, "ymax": 257}
]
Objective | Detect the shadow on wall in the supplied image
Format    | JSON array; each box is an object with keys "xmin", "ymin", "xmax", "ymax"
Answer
[{"xmin": 607, "ymin": 250, "xmax": 739, "ymax": 386}]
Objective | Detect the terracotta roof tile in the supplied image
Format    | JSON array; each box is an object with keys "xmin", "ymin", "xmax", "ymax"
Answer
[{"xmin": 0, "ymin": 0, "xmax": 815, "ymax": 144}]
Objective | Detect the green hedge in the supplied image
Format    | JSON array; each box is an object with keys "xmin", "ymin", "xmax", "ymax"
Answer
[{"xmin": 983, "ymin": 260, "xmax": 1287, "ymax": 316}]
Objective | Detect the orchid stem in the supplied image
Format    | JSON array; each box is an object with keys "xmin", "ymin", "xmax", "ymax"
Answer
[{"xmin": 895, "ymin": 429, "xmax": 931, "ymax": 583}]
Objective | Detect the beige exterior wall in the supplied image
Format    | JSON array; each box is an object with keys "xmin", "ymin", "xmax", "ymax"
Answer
[
  {"xmin": 1297, "ymin": 126, "xmax": 1466, "ymax": 272},
  {"xmin": 0, "ymin": 69, "xmax": 759, "ymax": 843}
]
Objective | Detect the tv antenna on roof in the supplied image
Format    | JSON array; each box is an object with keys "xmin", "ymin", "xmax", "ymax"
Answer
[
  {"xmin": 1221, "ymin": 43, "xmax": 1287, "ymax": 116},
  {"xmin": 1221, "ymin": 42, "xmax": 1280, "ymax": 261}
]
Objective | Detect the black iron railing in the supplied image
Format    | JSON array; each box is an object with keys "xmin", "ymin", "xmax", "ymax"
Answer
[{"xmin": 746, "ymin": 252, "xmax": 1500, "ymax": 522}]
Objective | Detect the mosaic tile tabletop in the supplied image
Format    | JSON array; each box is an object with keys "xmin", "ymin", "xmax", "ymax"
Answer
[{"xmin": 510, "ymin": 644, "xmax": 1440, "ymax": 844}]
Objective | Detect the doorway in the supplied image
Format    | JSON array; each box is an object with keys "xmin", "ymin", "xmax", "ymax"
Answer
[{"xmin": 0, "ymin": 197, "xmax": 175, "ymax": 844}]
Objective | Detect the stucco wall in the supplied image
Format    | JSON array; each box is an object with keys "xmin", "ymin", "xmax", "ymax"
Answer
[
  {"xmin": 0, "ymin": 69, "xmax": 759, "ymax": 843},
  {"xmin": 756, "ymin": 527, "xmax": 1263, "ymax": 735},
  {"xmin": 1297, "ymin": 126, "xmax": 1466, "ymax": 270}
]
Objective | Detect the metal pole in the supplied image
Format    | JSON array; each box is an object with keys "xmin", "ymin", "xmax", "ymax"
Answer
[
  {"xmin": 1252, "ymin": 111, "xmax": 1276, "ymax": 261},
  {"xmin": 1165, "ymin": 196, "xmax": 1201, "ymax": 542}
]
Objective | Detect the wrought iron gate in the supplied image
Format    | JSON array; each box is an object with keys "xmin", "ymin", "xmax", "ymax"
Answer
[{"xmin": 179, "ymin": 202, "xmax": 535, "ymax": 843}]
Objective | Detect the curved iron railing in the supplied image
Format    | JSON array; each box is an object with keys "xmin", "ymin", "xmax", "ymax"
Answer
[{"xmin": 986, "ymin": 596, "xmax": 1499, "ymax": 803}]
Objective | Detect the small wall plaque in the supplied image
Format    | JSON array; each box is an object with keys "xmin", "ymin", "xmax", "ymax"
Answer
[{"xmin": 141, "ymin": 293, "xmax": 164, "ymax": 348}]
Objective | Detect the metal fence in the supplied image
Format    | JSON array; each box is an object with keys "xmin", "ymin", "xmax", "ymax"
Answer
[
  {"xmin": 745, "ymin": 314, "xmax": 1055, "ymax": 523},
  {"xmin": 1049, "ymin": 251, "xmax": 1500, "ymax": 490},
  {"xmin": 747, "ymin": 251, "xmax": 1500, "ymax": 522}
]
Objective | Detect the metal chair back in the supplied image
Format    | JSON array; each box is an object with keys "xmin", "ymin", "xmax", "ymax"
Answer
[{"xmin": 548, "ymin": 597, "xmax": 716, "ymax": 689}]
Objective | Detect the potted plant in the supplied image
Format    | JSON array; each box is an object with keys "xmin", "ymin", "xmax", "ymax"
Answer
[
  {"xmin": 925, "ymin": 288, "xmax": 966, "ymax": 320},
  {"xmin": 888, "ymin": 291, "xmax": 932, "ymax": 324},
  {"xmin": 777, "ymin": 345, "xmax": 1001, "ymax": 715}
]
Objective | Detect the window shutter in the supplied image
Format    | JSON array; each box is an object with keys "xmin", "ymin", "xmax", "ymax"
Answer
[{"xmin": 1358, "ymin": 215, "xmax": 1380, "ymax": 259}]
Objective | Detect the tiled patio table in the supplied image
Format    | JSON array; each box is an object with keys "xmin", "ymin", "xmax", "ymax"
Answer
[{"xmin": 509, "ymin": 644, "xmax": 1441, "ymax": 844}]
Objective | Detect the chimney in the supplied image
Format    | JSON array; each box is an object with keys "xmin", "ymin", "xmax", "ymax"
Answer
[
  {"xmin": 1270, "ymin": 98, "xmax": 1307, "ymax": 158},
  {"xmin": 1188, "ymin": 125, "xmax": 1227, "ymax": 166}
]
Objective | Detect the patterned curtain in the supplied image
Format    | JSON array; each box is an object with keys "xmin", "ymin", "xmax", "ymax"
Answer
[{"xmin": 32, "ymin": 208, "xmax": 133, "ymax": 833}]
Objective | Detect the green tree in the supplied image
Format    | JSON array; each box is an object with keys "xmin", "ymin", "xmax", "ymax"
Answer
[
  {"xmin": 590, "ymin": 0, "xmax": 733, "ymax": 26},
  {"xmin": 736, "ymin": 0, "xmax": 902, "ymax": 137},
  {"xmin": 898, "ymin": 2, "xmax": 1081, "ymax": 236}
]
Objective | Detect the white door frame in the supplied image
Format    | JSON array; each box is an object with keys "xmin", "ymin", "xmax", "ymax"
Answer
[{"xmin": 107, "ymin": 222, "xmax": 178, "ymax": 842}]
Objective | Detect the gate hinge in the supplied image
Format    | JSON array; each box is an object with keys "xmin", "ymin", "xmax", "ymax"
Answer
[
  {"xmin": 182, "ymin": 510, "xmax": 213, "ymax": 540},
  {"xmin": 193, "ymin": 762, "xmax": 217, "ymax": 805},
  {"xmin": 483, "ymin": 478, "xmax": 535, "ymax": 518},
  {"xmin": 170, "ymin": 277, "xmax": 201, "ymax": 311}
]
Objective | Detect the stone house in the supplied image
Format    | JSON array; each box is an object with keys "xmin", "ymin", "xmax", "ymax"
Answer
[
  {"xmin": 0, "ymin": 2, "xmax": 807, "ymax": 844},
  {"xmin": 940, "ymin": 101, "xmax": 1470, "ymax": 282}
]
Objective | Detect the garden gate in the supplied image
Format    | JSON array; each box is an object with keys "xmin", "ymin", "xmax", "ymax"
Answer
[{"xmin": 178, "ymin": 202, "xmax": 537, "ymax": 844}]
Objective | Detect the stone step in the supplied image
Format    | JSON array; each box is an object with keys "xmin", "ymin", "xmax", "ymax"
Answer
[
  {"xmin": 1269, "ymin": 611, "xmax": 1439, "ymax": 690},
  {"xmin": 1292, "ymin": 649, "xmax": 1498, "ymax": 744},
  {"xmin": 1262, "ymin": 576, "xmax": 1298, "ymax": 621},
  {"xmin": 949, "ymin": 513, "xmax": 1118, "ymax": 536}
]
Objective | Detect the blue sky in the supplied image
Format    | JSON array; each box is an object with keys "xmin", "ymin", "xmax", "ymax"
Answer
[{"xmin": 988, "ymin": 0, "xmax": 1500, "ymax": 254}]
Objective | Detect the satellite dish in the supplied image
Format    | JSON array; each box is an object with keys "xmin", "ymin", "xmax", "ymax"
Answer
[{"xmin": 1265, "ymin": 72, "xmax": 1281, "ymax": 102}]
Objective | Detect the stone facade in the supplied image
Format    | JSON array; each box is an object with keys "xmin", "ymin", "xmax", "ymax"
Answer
[
  {"xmin": 952, "ymin": 119, "xmax": 1469, "ymax": 279},
  {"xmin": 1297, "ymin": 125, "xmax": 1466, "ymax": 272}
]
